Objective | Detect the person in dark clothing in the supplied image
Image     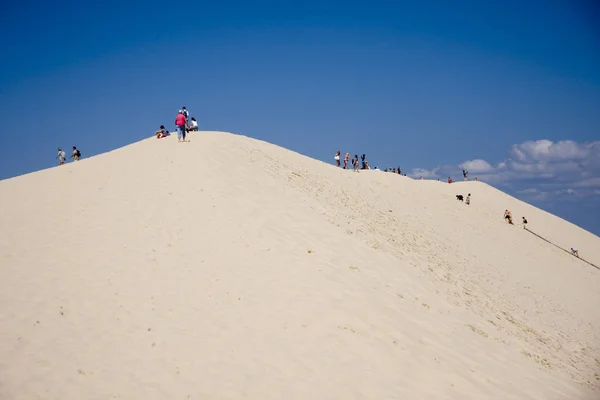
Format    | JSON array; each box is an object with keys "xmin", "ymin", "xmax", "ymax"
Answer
[{"xmin": 71, "ymin": 146, "xmax": 81, "ymax": 161}]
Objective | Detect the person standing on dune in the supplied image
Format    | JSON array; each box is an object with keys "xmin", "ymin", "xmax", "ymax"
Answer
[
  {"xmin": 334, "ymin": 151, "xmax": 341, "ymax": 167},
  {"xmin": 175, "ymin": 111, "xmax": 187, "ymax": 142},
  {"xmin": 181, "ymin": 106, "xmax": 190, "ymax": 129}
]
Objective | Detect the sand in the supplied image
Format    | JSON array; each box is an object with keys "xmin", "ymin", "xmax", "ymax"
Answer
[{"xmin": 0, "ymin": 131, "xmax": 599, "ymax": 399}]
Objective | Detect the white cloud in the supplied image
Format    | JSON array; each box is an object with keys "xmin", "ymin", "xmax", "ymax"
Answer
[
  {"xmin": 459, "ymin": 159, "xmax": 493, "ymax": 173},
  {"xmin": 517, "ymin": 188, "xmax": 540, "ymax": 194},
  {"xmin": 574, "ymin": 177, "xmax": 600, "ymax": 188},
  {"xmin": 509, "ymin": 140, "xmax": 600, "ymax": 163},
  {"xmin": 409, "ymin": 167, "xmax": 439, "ymax": 179}
]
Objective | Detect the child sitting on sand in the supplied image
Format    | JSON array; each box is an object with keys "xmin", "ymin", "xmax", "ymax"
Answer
[{"xmin": 155, "ymin": 125, "xmax": 169, "ymax": 139}]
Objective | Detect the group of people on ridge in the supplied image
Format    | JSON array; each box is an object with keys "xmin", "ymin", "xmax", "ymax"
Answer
[
  {"xmin": 334, "ymin": 152, "xmax": 368, "ymax": 171},
  {"xmin": 333, "ymin": 151, "xmax": 403, "ymax": 174},
  {"xmin": 154, "ymin": 106, "xmax": 198, "ymax": 142}
]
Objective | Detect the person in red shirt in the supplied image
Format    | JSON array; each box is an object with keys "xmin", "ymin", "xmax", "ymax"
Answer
[{"xmin": 175, "ymin": 111, "xmax": 187, "ymax": 142}]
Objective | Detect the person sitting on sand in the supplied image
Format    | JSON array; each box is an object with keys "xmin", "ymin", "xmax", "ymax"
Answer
[
  {"xmin": 465, "ymin": 193, "xmax": 471, "ymax": 205},
  {"xmin": 71, "ymin": 146, "xmax": 81, "ymax": 161},
  {"xmin": 504, "ymin": 210, "xmax": 513, "ymax": 225},
  {"xmin": 56, "ymin": 147, "xmax": 66, "ymax": 165},
  {"xmin": 154, "ymin": 125, "xmax": 169, "ymax": 139},
  {"xmin": 364, "ymin": 161, "xmax": 370, "ymax": 170},
  {"xmin": 188, "ymin": 117, "xmax": 198, "ymax": 132},
  {"xmin": 447, "ymin": 177, "xmax": 453, "ymax": 184}
]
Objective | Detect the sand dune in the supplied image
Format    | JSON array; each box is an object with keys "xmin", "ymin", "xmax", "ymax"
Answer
[{"xmin": 1, "ymin": 131, "xmax": 599, "ymax": 399}]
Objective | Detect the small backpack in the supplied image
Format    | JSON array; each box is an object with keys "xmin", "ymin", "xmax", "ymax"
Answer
[{"xmin": 76, "ymin": 150, "xmax": 81, "ymax": 157}]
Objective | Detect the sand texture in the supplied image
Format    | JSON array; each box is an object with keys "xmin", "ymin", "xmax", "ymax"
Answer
[{"xmin": 1, "ymin": 131, "xmax": 599, "ymax": 399}]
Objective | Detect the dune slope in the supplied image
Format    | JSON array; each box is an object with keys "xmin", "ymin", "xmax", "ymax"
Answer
[{"xmin": 1, "ymin": 131, "xmax": 599, "ymax": 400}]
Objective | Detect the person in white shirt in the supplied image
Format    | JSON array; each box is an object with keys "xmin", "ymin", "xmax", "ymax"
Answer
[
  {"xmin": 188, "ymin": 117, "xmax": 198, "ymax": 131},
  {"xmin": 181, "ymin": 106, "xmax": 190, "ymax": 129},
  {"xmin": 56, "ymin": 147, "xmax": 66, "ymax": 165}
]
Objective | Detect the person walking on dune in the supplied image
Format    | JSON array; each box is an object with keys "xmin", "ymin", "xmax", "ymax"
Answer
[
  {"xmin": 504, "ymin": 210, "xmax": 513, "ymax": 225},
  {"xmin": 175, "ymin": 111, "xmax": 187, "ymax": 142},
  {"xmin": 56, "ymin": 147, "xmax": 66, "ymax": 165},
  {"xmin": 71, "ymin": 146, "xmax": 81, "ymax": 161}
]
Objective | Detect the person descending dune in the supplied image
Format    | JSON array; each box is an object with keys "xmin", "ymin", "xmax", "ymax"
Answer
[{"xmin": 504, "ymin": 210, "xmax": 514, "ymax": 225}]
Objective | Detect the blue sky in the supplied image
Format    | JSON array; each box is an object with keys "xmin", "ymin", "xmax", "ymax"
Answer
[{"xmin": 1, "ymin": 0, "xmax": 599, "ymax": 234}]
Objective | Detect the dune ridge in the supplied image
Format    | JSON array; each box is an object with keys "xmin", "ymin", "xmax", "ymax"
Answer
[{"xmin": 1, "ymin": 131, "xmax": 599, "ymax": 399}]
